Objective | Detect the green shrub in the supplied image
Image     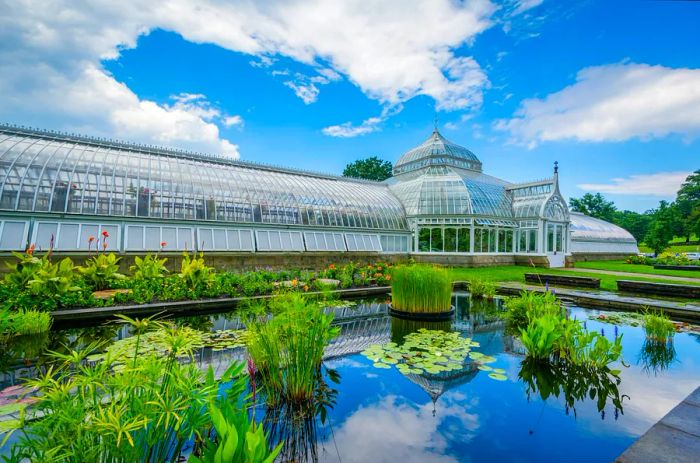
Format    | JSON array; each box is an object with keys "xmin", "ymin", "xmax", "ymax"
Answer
[
  {"xmin": 503, "ymin": 291, "xmax": 561, "ymax": 331},
  {"xmin": 179, "ymin": 252, "xmax": 214, "ymax": 295},
  {"xmin": 468, "ymin": 278, "xmax": 496, "ymax": 299},
  {"xmin": 390, "ymin": 265, "xmax": 452, "ymax": 314},
  {"xmin": 130, "ymin": 254, "xmax": 169, "ymax": 280},
  {"xmin": 643, "ymin": 311, "xmax": 676, "ymax": 342},
  {"xmin": 247, "ymin": 294, "xmax": 339, "ymax": 405},
  {"xmin": 79, "ymin": 253, "xmax": 125, "ymax": 290},
  {"xmin": 519, "ymin": 313, "xmax": 563, "ymax": 359},
  {"xmin": 1, "ymin": 308, "xmax": 53, "ymax": 336}
]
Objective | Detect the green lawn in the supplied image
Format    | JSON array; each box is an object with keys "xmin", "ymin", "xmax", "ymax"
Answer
[
  {"xmin": 448, "ymin": 265, "xmax": 700, "ymax": 293},
  {"xmin": 573, "ymin": 260, "xmax": 700, "ymax": 279}
]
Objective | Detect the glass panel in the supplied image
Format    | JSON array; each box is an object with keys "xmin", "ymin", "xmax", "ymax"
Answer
[
  {"xmin": 79, "ymin": 224, "xmax": 99, "ymax": 250},
  {"xmin": 418, "ymin": 228, "xmax": 430, "ymax": 252},
  {"xmin": 444, "ymin": 228, "xmax": 457, "ymax": 253},
  {"xmin": 35, "ymin": 222, "xmax": 58, "ymax": 251},
  {"xmin": 528, "ymin": 229, "xmax": 538, "ymax": 253},
  {"xmin": 162, "ymin": 227, "xmax": 177, "ymax": 250},
  {"xmin": 547, "ymin": 224, "xmax": 555, "ymax": 253},
  {"xmin": 127, "ymin": 226, "xmax": 144, "ymax": 250},
  {"xmin": 0, "ymin": 221, "xmax": 27, "ymax": 250},
  {"xmin": 430, "ymin": 228, "xmax": 443, "ymax": 252},
  {"xmin": 58, "ymin": 223, "xmax": 79, "ymax": 250},
  {"xmin": 457, "ymin": 227, "xmax": 470, "ymax": 252}
]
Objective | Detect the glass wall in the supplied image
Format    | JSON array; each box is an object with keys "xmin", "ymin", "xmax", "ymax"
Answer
[
  {"xmin": 546, "ymin": 223, "xmax": 566, "ymax": 253},
  {"xmin": 417, "ymin": 226, "xmax": 471, "ymax": 253}
]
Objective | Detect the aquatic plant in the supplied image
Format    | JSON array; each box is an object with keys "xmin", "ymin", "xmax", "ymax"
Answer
[
  {"xmin": 3, "ymin": 319, "xmax": 278, "ymax": 463},
  {"xmin": 519, "ymin": 313, "xmax": 563, "ymax": 360},
  {"xmin": 503, "ymin": 290, "xmax": 562, "ymax": 332},
  {"xmin": 79, "ymin": 252, "xmax": 125, "ymax": 290},
  {"xmin": 643, "ymin": 311, "xmax": 676, "ymax": 343},
  {"xmin": 362, "ymin": 328, "xmax": 507, "ymax": 381},
  {"xmin": 468, "ymin": 278, "xmax": 497, "ymax": 299},
  {"xmin": 0, "ymin": 308, "xmax": 52, "ymax": 336},
  {"xmin": 179, "ymin": 252, "xmax": 215, "ymax": 294},
  {"xmin": 390, "ymin": 265, "xmax": 452, "ymax": 314},
  {"xmin": 247, "ymin": 294, "xmax": 339, "ymax": 405}
]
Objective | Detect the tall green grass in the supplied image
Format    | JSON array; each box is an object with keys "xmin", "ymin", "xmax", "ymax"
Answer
[
  {"xmin": 247, "ymin": 294, "xmax": 339, "ymax": 405},
  {"xmin": 643, "ymin": 311, "xmax": 676, "ymax": 343},
  {"xmin": 390, "ymin": 265, "xmax": 452, "ymax": 314},
  {"xmin": 0, "ymin": 308, "xmax": 52, "ymax": 336}
]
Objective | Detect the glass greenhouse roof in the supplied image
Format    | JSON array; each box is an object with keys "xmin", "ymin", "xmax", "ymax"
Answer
[
  {"xmin": 393, "ymin": 129, "xmax": 482, "ymax": 175},
  {"xmin": 388, "ymin": 166, "xmax": 513, "ymax": 218},
  {"xmin": 0, "ymin": 126, "xmax": 408, "ymax": 231},
  {"xmin": 570, "ymin": 212, "xmax": 636, "ymax": 243}
]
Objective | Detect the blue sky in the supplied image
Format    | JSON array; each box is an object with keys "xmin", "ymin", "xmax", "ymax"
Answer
[{"xmin": 1, "ymin": 0, "xmax": 698, "ymax": 212}]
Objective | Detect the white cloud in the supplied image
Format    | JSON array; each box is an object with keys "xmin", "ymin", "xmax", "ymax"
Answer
[
  {"xmin": 513, "ymin": 0, "xmax": 544, "ymax": 15},
  {"xmin": 578, "ymin": 171, "xmax": 691, "ymax": 196},
  {"xmin": 0, "ymin": 0, "xmax": 497, "ymax": 147},
  {"xmin": 223, "ymin": 115, "xmax": 244, "ymax": 128},
  {"xmin": 496, "ymin": 63, "xmax": 700, "ymax": 147},
  {"xmin": 322, "ymin": 117, "xmax": 383, "ymax": 138}
]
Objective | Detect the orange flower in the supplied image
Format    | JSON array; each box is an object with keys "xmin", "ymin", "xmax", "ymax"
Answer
[
  {"xmin": 303, "ymin": 285, "xmax": 309, "ymax": 292},
  {"xmin": 329, "ymin": 264, "xmax": 336, "ymax": 270},
  {"xmin": 377, "ymin": 266, "xmax": 383, "ymax": 271},
  {"xmin": 292, "ymin": 279, "xmax": 298, "ymax": 286},
  {"xmin": 88, "ymin": 236, "xmax": 95, "ymax": 243},
  {"xmin": 101, "ymin": 230, "xmax": 109, "ymax": 238},
  {"xmin": 386, "ymin": 275, "xmax": 391, "ymax": 280},
  {"xmin": 102, "ymin": 241, "xmax": 108, "ymax": 250},
  {"xmin": 27, "ymin": 243, "xmax": 36, "ymax": 256}
]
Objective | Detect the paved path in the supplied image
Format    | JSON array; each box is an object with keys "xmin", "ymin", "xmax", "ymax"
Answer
[
  {"xmin": 560, "ymin": 267, "xmax": 700, "ymax": 283},
  {"xmin": 615, "ymin": 385, "xmax": 700, "ymax": 463}
]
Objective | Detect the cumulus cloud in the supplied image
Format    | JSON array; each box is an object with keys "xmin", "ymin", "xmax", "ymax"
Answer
[
  {"xmin": 496, "ymin": 63, "xmax": 700, "ymax": 147},
  {"xmin": 223, "ymin": 115, "xmax": 244, "ymax": 128},
  {"xmin": 1, "ymin": 0, "xmax": 498, "ymax": 151},
  {"xmin": 578, "ymin": 171, "xmax": 691, "ymax": 197}
]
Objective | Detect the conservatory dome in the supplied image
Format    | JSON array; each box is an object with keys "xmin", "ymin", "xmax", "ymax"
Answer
[{"xmin": 393, "ymin": 129, "xmax": 482, "ymax": 175}]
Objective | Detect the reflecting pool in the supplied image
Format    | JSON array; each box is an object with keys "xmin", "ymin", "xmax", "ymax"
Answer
[{"xmin": 2, "ymin": 293, "xmax": 699, "ymax": 462}]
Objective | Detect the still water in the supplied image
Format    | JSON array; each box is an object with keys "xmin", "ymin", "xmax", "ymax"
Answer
[{"xmin": 2, "ymin": 293, "xmax": 699, "ymax": 462}]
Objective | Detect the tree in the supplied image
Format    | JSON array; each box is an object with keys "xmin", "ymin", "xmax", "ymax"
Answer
[
  {"xmin": 644, "ymin": 201, "xmax": 677, "ymax": 255},
  {"xmin": 569, "ymin": 193, "xmax": 618, "ymax": 223},
  {"xmin": 675, "ymin": 169, "xmax": 700, "ymax": 242},
  {"xmin": 613, "ymin": 210, "xmax": 652, "ymax": 243},
  {"xmin": 343, "ymin": 156, "xmax": 393, "ymax": 181}
]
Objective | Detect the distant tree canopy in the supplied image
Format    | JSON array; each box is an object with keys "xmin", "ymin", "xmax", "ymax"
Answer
[
  {"xmin": 343, "ymin": 156, "xmax": 393, "ymax": 181},
  {"xmin": 569, "ymin": 169, "xmax": 700, "ymax": 253}
]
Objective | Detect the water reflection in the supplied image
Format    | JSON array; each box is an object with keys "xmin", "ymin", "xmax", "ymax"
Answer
[
  {"xmin": 637, "ymin": 339, "xmax": 677, "ymax": 375},
  {"xmin": 518, "ymin": 357, "xmax": 626, "ymax": 419}
]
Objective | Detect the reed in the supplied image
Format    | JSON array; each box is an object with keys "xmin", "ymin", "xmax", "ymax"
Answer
[
  {"xmin": 468, "ymin": 278, "xmax": 496, "ymax": 299},
  {"xmin": 643, "ymin": 311, "xmax": 676, "ymax": 343},
  {"xmin": 390, "ymin": 265, "xmax": 452, "ymax": 314},
  {"xmin": 247, "ymin": 294, "xmax": 339, "ymax": 405}
]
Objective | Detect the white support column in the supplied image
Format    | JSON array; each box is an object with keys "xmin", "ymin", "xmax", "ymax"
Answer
[{"xmin": 469, "ymin": 222, "xmax": 475, "ymax": 253}]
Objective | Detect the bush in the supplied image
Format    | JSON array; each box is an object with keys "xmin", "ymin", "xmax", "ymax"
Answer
[
  {"xmin": 130, "ymin": 254, "xmax": 169, "ymax": 280},
  {"xmin": 79, "ymin": 253, "xmax": 125, "ymax": 290},
  {"xmin": 0, "ymin": 308, "xmax": 53, "ymax": 336},
  {"xmin": 179, "ymin": 252, "xmax": 214, "ymax": 295},
  {"xmin": 390, "ymin": 265, "xmax": 452, "ymax": 314}
]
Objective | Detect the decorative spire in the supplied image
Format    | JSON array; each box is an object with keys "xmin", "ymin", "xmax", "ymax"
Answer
[
  {"xmin": 554, "ymin": 161, "xmax": 559, "ymax": 174},
  {"xmin": 433, "ymin": 114, "xmax": 439, "ymax": 131}
]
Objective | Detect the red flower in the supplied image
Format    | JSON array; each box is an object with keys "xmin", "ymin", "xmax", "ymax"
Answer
[
  {"xmin": 160, "ymin": 241, "xmax": 167, "ymax": 248},
  {"xmin": 101, "ymin": 230, "xmax": 109, "ymax": 238},
  {"xmin": 26, "ymin": 243, "xmax": 35, "ymax": 256}
]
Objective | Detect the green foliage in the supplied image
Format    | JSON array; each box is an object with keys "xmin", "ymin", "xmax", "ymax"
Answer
[
  {"xmin": 130, "ymin": 254, "xmax": 169, "ymax": 280},
  {"xmin": 468, "ymin": 278, "xmax": 496, "ymax": 299},
  {"xmin": 569, "ymin": 193, "xmax": 618, "ymax": 223},
  {"xmin": 4, "ymin": 318, "xmax": 279, "ymax": 463},
  {"xmin": 247, "ymin": 294, "xmax": 339, "ymax": 405},
  {"xmin": 342, "ymin": 156, "xmax": 393, "ymax": 181},
  {"xmin": 644, "ymin": 201, "xmax": 681, "ymax": 255},
  {"xmin": 503, "ymin": 290, "xmax": 561, "ymax": 332},
  {"xmin": 519, "ymin": 313, "xmax": 563, "ymax": 360},
  {"xmin": 0, "ymin": 308, "xmax": 52, "ymax": 336},
  {"xmin": 79, "ymin": 253, "xmax": 125, "ymax": 290},
  {"xmin": 179, "ymin": 252, "xmax": 214, "ymax": 295},
  {"xmin": 643, "ymin": 311, "xmax": 676, "ymax": 342},
  {"xmin": 390, "ymin": 265, "xmax": 452, "ymax": 314},
  {"xmin": 3, "ymin": 251, "xmax": 47, "ymax": 288}
]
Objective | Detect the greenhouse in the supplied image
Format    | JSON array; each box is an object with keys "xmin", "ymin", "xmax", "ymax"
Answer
[{"xmin": 0, "ymin": 124, "xmax": 636, "ymax": 265}]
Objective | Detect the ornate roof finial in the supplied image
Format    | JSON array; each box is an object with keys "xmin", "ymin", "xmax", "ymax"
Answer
[
  {"xmin": 554, "ymin": 160, "xmax": 559, "ymax": 174},
  {"xmin": 433, "ymin": 114, "xmax": 439, "ymax": 131}
]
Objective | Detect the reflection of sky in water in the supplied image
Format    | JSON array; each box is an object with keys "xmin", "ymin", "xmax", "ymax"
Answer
[{"xmin": 319, "ymin": 307, "xmax": 700, "ymax": 463}]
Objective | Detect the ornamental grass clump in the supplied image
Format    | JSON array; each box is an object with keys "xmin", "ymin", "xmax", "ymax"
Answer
[
  {"xmin": 390, "ymin": 265, "xmax": 452, "ymax": 314},
  {"xmin": 643, "ymin": 311, "xmax": 676, "ymax": 343},
  {"xmin": 247, "ymin": 294, "xmax": 339, "ymax": 406},
  {"xmin": 468, "ymin": 278, "xmax": 496, "ymax": 299}
]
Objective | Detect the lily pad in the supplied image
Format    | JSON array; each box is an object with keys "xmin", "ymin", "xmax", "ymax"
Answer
[
  {"xmin": 477, "ymin": 364, "xmax": 493, "ymax": 372},
  {"xmin": 488, "ymin": 373, "xmax": 507, "ymax": 381}
]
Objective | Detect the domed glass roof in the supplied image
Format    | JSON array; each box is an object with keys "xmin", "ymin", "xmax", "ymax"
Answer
[{"xmin": 394, "ymin": 129, "xmax": 482, "ymax": 175}]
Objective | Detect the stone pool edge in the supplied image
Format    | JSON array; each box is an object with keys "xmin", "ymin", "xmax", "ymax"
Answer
[{"xmin": 614, "ymin": 385, "xmax": 700, "ymax": 463}]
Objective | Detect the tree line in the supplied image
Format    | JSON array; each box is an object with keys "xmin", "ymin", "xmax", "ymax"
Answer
[{"xmin": 569, "ymin": 170, "xmax": 700, "ymax": 254}]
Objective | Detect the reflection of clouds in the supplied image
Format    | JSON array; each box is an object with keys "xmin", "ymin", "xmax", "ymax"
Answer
[
  {"xmin": 325, "ymin": 358, "xmax": 368, "ymax": 369},
  {"xmin": 320, "ymin": 393, "xmax": 479, "ymax": 463}
]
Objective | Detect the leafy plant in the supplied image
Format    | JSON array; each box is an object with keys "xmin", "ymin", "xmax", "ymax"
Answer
[
  {"xmin": 503, "ymin": 290, "xmax": 562, "ymax": 332},
  {"xmin": 130, "ymin": 254, "xmax": 169, "ymax": 281},
  {"xmin": 179, "ymin": 252, "xmax": 214, "ymax": 295},
  {"xmin": 247, "ymin": 294, "xmax": 339, "ymax": 405},
  {"xmin": 79, "ymin": 253, "xmax": 125, "ymax": 290},
  {"xmin": 0, "ymin": 308, "xmax": 52, "ymax": 336},
  {"xmin": 390, "ymin": 265, "xmax": 452, "ymax": 314},
  {"xmin": 643, "ymin": 311, "xmax": 676, "ymax": 342},
  {"xmin": 468, "ymin": 278, "xmax": 496, "ymax": 299}
]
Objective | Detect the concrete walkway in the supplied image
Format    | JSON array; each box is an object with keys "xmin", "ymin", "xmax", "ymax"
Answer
[
  {"xmin": 560, "ymin": 267, "xmax": 700, "ymax": 283},
  {"xmin": 615, "ymin": 385, "xmax": 700, "ymax": 463}
]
